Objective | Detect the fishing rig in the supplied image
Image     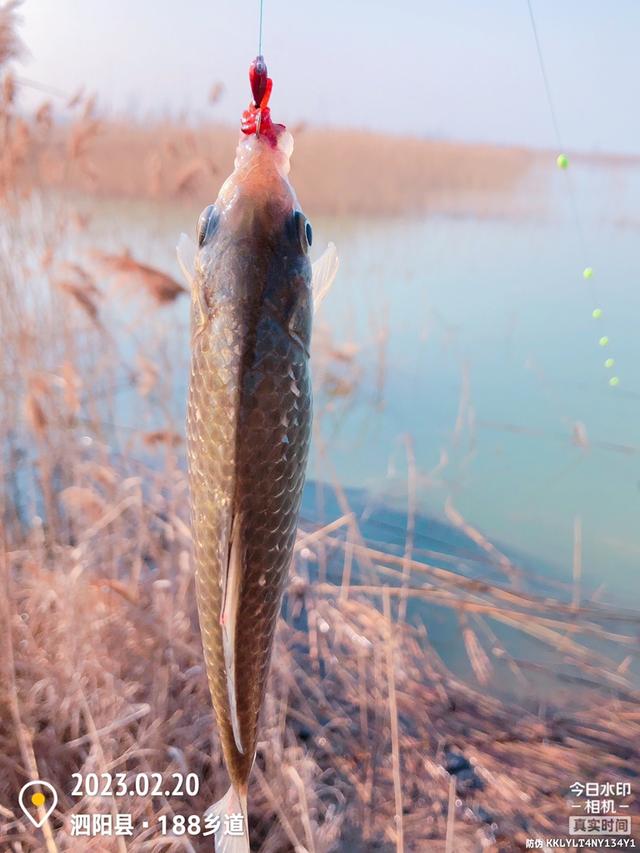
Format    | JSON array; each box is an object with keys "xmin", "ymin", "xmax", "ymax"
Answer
[
  {"xmin": 240, "ymin": 55, "xmax": 284, "ymax": 145},
  {"xmin": 526, "ymin": 0, "xmax": 621, "ymax": 388},
  {"xmin": 240, "ymin": 0, "xmax": 284, "ymax": 146}
]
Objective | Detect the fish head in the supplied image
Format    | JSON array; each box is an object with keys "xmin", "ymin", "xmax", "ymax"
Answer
[
  {"xmin": 193, "ymin": 122, "xmax": 312, "ymax": 356},
  {"xmin": 196, "ymin": 54, "xmax": 310, "ymax": 269},
  {"xmin": 196, "ymin": 125, "xmax": 311, "ymax": 261}
]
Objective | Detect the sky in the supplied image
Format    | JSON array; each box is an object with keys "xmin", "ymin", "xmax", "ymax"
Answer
[{"xmin": 14, "ymin": 0, "xmax": 640, "ymax": 154}]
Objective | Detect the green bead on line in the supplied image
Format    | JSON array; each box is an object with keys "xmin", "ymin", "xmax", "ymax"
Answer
[
  {"xmin": 599, "ymin": 336, "xmax": 609, "ymax": 347},
  {"xmin": 583, "ymin": 267, "xmax": 593, "ymax": 279},
  {"xmin": 592, "ymin": 308, "xmax": 602, "ymax": 319},
  {"xmin": 609, "ymin": 377, "xmax": 620, "ymax": 387},
  {"xmin": 604, "ymin": 358, "xmax": 615, "ymax": 369},
  {"xmin": 556, "ymin": 153, "xmax": 569, "ymax": 169}
]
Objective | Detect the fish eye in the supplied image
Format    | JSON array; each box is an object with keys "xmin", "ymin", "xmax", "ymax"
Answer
[
  {"xmin": 197, "ymin": 204, "xmax": 218, "ymax": 247},
  {"xmin": 294, "ymin": 210, "xmax": 312, "ymax": 254}
]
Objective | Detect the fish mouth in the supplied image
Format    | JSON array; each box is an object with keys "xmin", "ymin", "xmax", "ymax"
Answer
[{"xmin": 214, "ymin": 130, "xmax": 296, "ymax": 229}]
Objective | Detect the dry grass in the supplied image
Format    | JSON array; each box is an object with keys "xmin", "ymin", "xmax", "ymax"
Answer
[
  {"xmin": 0, "ymin": 2, "xmax": 23, "ymax": 70},
  {"xmin": 1, "ymin": 14, "xmax": 640, "ymax": 853},
  {"xmin": 93, "ymin": 250, "xmax": 187, "ymax": 305},
  {"xmin": 2, "ymin": 477, "xmax": 639, "ymax": 852},
  {"xmin": 12, "ymin": 115, "xmax": 540, "ymax": 217}
]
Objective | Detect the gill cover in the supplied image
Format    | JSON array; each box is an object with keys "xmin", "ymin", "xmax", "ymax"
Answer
[{"xmin": 176, "ymin": 235, "xmax": 338, "ymax": 313}]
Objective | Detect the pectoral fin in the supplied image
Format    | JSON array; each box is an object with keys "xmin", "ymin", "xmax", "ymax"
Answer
[
  {"xmin": 312, "ymin": 242, "xmax": 339, "ymax": 311},
  {"xmin": 176, "ymin": 232, "xmax": 196, "ymax": 287},
  {"xmin": 179, "ymin": 232, "xmax": 210, "ymax": 336}
]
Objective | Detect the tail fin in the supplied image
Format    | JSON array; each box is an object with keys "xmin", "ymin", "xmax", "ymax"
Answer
[{"xmin": 206, "ymin": 785, "xmax": 249, "ymax": 852}]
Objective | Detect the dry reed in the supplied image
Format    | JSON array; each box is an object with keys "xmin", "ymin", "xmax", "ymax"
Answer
[
  {"xmin": 10, "ymin": 116, "xmax": 541, "ymax": 217},
  {"xmin": 1, "ymin": 14, "xmax": 639, "ymax": 853}
]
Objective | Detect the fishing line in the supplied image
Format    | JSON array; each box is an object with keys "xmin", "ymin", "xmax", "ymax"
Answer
[
  {"xmin": 525, "ymin": 0, "xmax": 564, "ymax": 152},
  {"xmin": 258, "ymin": 0, "xmax": 264, "ymax": 56},
  {"xmin": 525, "ymin": 0, "xmax": 620, "ymax": 387}
]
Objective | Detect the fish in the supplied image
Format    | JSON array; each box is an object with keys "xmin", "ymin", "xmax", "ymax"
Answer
[{"xmin": 180, "ymin": 55, "xmax": 338, "ymax": 852}]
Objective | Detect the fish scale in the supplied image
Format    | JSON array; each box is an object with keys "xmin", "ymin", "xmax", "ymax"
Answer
[
  {"xmin": 187, "ymin": 155, "xmax": 312, "ymax": 789},
  {"xmin": 183, "ymin": 55, "xmax": 337, "ymax": 851}
]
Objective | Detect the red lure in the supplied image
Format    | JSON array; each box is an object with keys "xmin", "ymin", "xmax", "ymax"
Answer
[{"xmin": 241, "ymin": 56, "xmax": 285, "ymax": 146}]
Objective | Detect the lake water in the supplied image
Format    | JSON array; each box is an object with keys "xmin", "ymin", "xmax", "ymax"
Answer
[{"xmin": 78, "ymin": 153, "xmax": 640, "ymax": 614}]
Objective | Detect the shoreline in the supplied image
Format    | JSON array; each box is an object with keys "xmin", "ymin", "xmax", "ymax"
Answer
[{"xmin": 17, "ymin": 119, "xmax": 638, "ymax": 218}]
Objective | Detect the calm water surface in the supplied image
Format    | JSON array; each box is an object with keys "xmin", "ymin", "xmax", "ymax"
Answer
[{"xmin": 82, "ymin": 157, "xmax": 640, "ymax": 608}]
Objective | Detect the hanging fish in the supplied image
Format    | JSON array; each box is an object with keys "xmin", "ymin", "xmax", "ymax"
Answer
[{"xmin": 179, "ymin": 55, "xmax": 338, "ymax": 852}]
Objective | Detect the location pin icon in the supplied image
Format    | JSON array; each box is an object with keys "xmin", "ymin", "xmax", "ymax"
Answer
[{"xmin": 18, "ymin": 781, "xmax": 58, "ymax": 828}]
